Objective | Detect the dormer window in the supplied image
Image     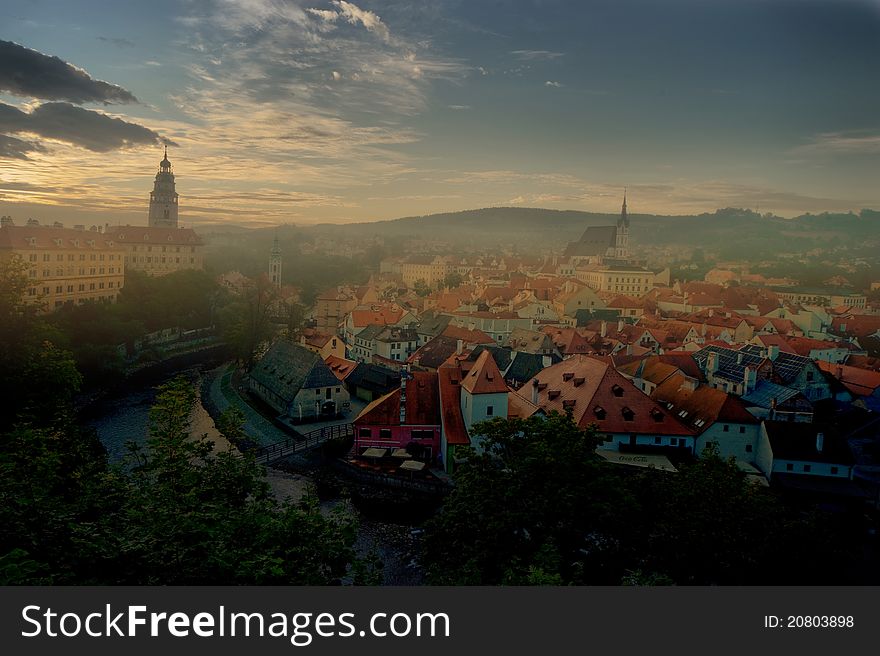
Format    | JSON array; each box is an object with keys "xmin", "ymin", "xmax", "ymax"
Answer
[
  {"xmin": 562, "ymin": 372, "xmax": 574, "ymax": 382},
  {"xmin": 548, "ymin": 390, "xmax": 561, "ymax": 400},
  {"xmin": 562, "ymin": 399, "xmax": 576, "ymax": 410},
  {"xmin": 651, "ymin": 408, "xmax": 665, "ymax": 422},
  {"xmin": 611, "ymin": 384, "xmax": 624, "ymax": 397},
  {"xmin": 621, "ymin": 406, "xmax": 635, "ymax": 421},
  {"xmin": 53, "ymin": 238, "xmax": 62, "ymax": 246},
  {"xmin": 573, "ymin": 376, "xmax": 585, "ymax": 387},
  {"xmin": 593, "ymin": 405, "xmax": 606, "ymax": 420}
]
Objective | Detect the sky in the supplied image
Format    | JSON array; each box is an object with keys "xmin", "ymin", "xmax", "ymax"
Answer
[{"xmin": 0, "ymin": 0, "xmax": 879, "ymax": 227}]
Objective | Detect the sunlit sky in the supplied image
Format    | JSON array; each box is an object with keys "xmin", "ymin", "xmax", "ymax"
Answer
[{"xmin": 1, "ymin": 0, "xmax": 879, "ymax": 227}]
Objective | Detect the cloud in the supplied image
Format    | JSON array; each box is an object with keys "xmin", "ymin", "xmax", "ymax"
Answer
[
  {"xmin": 0, "ymin": 133, "xmax": 45, "ymax": 160},
  {"xmin": 307, "ymin": 1, "xmax": 391, "ymax": 42},
  {"xmin": 545, "ymin": 80, "xmax": 563, "ymax": 87},
  {"xmin": 791, "ymin": 131, "xmax": 880, "ymax": 156},
  {"xmin": 96, "ymin": 36, "xmax": 135, "ymax": 48},
  {"xmin": 0, "ymin": 40, "xmax": 139, "ymax": 104},
  {"xmin": 511, "ymin": 50, "xmax": 564, "ymax": 61},
  {"xmin": 0, "ymin": 102, "xmax": 172, "ymax": 153}
]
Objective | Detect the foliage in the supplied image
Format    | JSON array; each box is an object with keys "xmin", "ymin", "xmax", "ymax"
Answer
[
  {"xmin": 423, "ymin": 414, "xmax": 848, "ymax": 585},
  {"xmin": 442, "ymin": 272, "xmax": 463, "ymax": 290},
  {"xmin": 218, "ymin": 273, "xmax": 279, "ymax": 370},
  {"xmin": 413, "ymin": 279, "xmax": 431, "ymax": 297}
]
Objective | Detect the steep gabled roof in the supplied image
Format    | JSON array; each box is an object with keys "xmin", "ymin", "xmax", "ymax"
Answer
[
  {"xmin": 461, "ymin": 350, "xmax": 508, "ymax": 394},
  {"xmin": 355, "ymin": 371, "xmax": 440, "ymax": 426},
  {"xmin": 250, "ymin": 341, "xmax": 338, "ymax": 405}
]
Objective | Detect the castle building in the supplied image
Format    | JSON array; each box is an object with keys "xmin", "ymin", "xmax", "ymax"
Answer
[
  {"xmin": 149, "ymin": 146, "xmax": 179, "ymax": 228},
  {"xmin": 106, "ymin": 149, "xmax": 204, "ymax": 276},
  {"xmin": 0, "ymin": 218, "xmax": 126, "ymax": 312}
]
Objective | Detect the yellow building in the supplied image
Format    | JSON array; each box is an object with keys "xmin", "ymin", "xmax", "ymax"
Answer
[
  {"xmin": 575, "ymin": 264, "xmax": 655, "ymax": 297},
  {"xmin": 106, "ymin": 225, "xmax": 204, "ymax": 276},
  {"xmin": 0, "ymin": 220, "xmax": 126, "ymax": 311}
]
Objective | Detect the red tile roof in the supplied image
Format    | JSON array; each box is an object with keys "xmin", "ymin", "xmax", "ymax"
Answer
[
  {"xmin": 652, "ymin": 374, "xmax": 758, "ymax": 434},
  {"xmin": 517, "ymin": 355, "xmax": 695, "ymax": 436},
  {"xmin": 105, "ymin": 225, "xmax": 203, "ymax": 245},
  {"xmin": 460, "ymin": 350, "xmax": 508, "ymax": 394},
  {"xmin": 817, "ymin": 361, "xmax": 880, "ymax": 397},
  {"xmin": 0, "ymin": 225, "xmax": 124, "ymax": 250},
  {"xmin": 441, "ymin": 324, "xmax": 495, "ymax": 345},
  {"xmin": 438, "ymin": 365, "xmax": 470, "ymax": 445},
  {"xmin": 355, "ymin": 371, "xmax": 440, "ymax": 426},
  {"xmin": 324, "ymin": 355, "xmax": 357, "ymax": 381}
]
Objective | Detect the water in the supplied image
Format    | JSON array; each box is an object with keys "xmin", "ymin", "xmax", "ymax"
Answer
[{"xmin": 84, "ymin": 364, "xmax": 425, "ymax": 585}]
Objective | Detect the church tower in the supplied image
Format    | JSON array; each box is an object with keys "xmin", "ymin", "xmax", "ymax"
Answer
[
  {"xmin": 270, "ymin": 232, "xmax": 282, "ymax": 290},
  {"xmin": 148, "ymin": 146, "xmax": 179, "ymax": 228},
  {"xmin": 615, "ymin": 188, "xmax": 629, "ymax": 259}
]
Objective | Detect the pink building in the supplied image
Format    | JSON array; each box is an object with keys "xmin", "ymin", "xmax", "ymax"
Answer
[{"xmin": 353, "ymin": 371, "xmax": 441, "ymax": 462}]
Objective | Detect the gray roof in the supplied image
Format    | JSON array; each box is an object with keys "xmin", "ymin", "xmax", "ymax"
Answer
[
  {"xmin": 250, "ymin": 341, "xmax": 339, "ymax": 405},
  {"xmin": 693, "ymin": 344, "xmax": 815, "ymax": 386},
  {"xmin": 356, "ymin": 323, "xmax": 386, "ymax": 342},
  {"xmin": 742, "ymin": 380, "xmax": 802, "ymax": 409},
  {"xmin": 375, "ymin": 326, "xmax": 419, "ymax": 343},
  {"xmin": 564, "ymin": 225, "xmax": 617, "ymax": 257},
  {"xmin": 417, "ymin": 311, "xmax": 453, "ymax": 337}
]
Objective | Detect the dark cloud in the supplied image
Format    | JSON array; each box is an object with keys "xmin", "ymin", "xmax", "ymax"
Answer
[
  {"xmin": 0, "ymin": 102, "xmax": 175, "ymax": 153},
  {"xmin": 0, "ymin": 133, "xmax": 45, "ymax": 159},
  {"xmin": 96, "ymin": 36, "xmax": 135, "ymax": 48},
  {"xmin": 0, "ymin": 40, "xmax": 138, "ymax": 104}
]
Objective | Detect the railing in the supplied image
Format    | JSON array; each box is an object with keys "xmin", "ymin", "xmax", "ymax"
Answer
[
  {"xmin": 249, "ymin": 423, "xmax": 354, "ymax": 465},
  {"xmin": 330, "ymin": 459, "xmax": 451, "ymax": 496}
]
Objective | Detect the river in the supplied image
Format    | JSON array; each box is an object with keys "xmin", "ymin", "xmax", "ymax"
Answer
[{"xmin": 84, "ymin": 363, "xmax": 425, "ymax": 585}]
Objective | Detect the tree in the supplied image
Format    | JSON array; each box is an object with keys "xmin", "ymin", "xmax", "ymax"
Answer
[
  {"xmin": 219, "ymin": 274, "xmax": 279, "ymax": 370},
  {"xmin": 423, "ymin": 412, "xmax": 634, "ymax": 584},
  {"xmin": 413, "ymin": 279, "xmax": 431, "ymax": 297},
  {"xmin": 442, "ymin": 272, "xmax": 463, "ymax": 290},
  {"xmin": 286, "ymin": 301, "xmax": 307, "ymax": 340},
  {"xmin": 117, "ymin": 377, "xmax": 360, "ymax": 584}
]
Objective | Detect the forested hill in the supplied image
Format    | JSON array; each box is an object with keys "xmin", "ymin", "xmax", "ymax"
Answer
[{"xmin": 307, "ymin": 206, "xmax": 880, "ymax": 256}]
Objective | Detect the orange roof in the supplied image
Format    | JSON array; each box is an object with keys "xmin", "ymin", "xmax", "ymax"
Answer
[
  {"xmin": 517, "ymin": 355, "xmax": 695, "ymax": 437},
  {"xmin": 0, "ymin": 225, "xmax": 124, "ymax": 251},
  {"xmin": 105, "ymin": 225, "xmax": 203, "ymax": 245},
  {"xmin": 355, "ymin": 371, "xmax": 440, "ymax": 426},
  {"xmin": 438, "ymin": 365, "xmax": 470, "ymax": 445},
  {"xmin": 652, "ymin": 374, "xmax": 758, "ymax": 434},
  {"xmin": 324, "ymin": 355, "xmax": 357, "ymax": 381},
  {"xmin": 441, "ymin": 324, "xmax": 495, "ymax": 345},
  {"xmin": 350, "ymin": 306, "xmax": 405, "ymax": 327},
  {"xmin": 817, "ymin": 360, "xmax": 880, "ymax": 397},
  {"xmin": 460, "ymin": 350, "xmax": 507, "ymax": 394}
]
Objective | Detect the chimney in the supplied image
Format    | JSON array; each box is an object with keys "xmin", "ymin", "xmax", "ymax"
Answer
[
  {"xmin": 816, "ymin": 432, "xmax": 824, "ymax": 453},
  {"xmin": 770, "ymin": 397, "xmax": 777, "ymax": 420},
  {"xmin": 707, "ymin": 351, "xmax": 719, "ymax": 374},
  {"xmin": 708, "ymin": 308, "xmax": 714, "ymax": 318},
  {"xmin": 531, "ymin": 378, "xmax": 540, "ymax": 405},
  {"xmin": 767, "ymin": 345, "xmax": 780, "ymax": 361},
  {"xmin": 682, "ymin": 377, "xmax": 698, "ymax": 392},
  {"xmin": 26, "ymin": 218, "xmax": 39, "ymax": 226},
  {"xmin": 743, "ymin": 366, "xmax": 757, "ymax": 395},
  {"xmin": 600, "ymin": 321, "xmax": 607, "ymax": 338},
  {"xmin": 456, "ymin": 339, "xmax": 464, "ymax": 355}
]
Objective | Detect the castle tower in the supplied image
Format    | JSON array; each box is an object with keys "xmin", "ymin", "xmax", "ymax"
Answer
[
  {"xmin": 615, "ymin": 188, "xmax": 629, "ymax": 259},
  {"xmin": 148, "ymin": 146, "xmax": 179, "ymax": 228},
  {"xmin": 270, "ymin": 232, "xmax": 282, "ymax": 290}
]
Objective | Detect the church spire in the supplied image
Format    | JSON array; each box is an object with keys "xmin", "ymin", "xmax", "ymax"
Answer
[
  {"xmin": 619, "ymin": 187, "xmax": 629, "ymax": 228},
  {"xmin": 269, "ymin": 230, "xmax": 282, "ymax": 290}
]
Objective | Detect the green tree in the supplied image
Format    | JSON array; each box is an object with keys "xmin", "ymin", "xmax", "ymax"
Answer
[
  {"xmin": 423, "ymin": 412, "xmax": 634, "ymax": 584},
  {"xmin": 219, "ymin": 274, "xmax": 279, "ymax": 370},
  {"xmin": 117, "ymin": 377, "xmax": 359, "ymax": 584},
  {"xmin": 413, "ymin": 279, "xmax": 431, "ymax": 297},
  {"xmin": 442, "ymin": 272, "xmax": 463, "ymax": 290}
]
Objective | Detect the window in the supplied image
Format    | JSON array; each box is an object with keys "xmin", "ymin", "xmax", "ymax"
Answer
[
  {"xmin": 654, "ymin": 436, "xmax": 661, "ymax": 444},
  {"xmin": 723, "ymin": 424, "xmax": 729, "ymax": 432},
  {"xmin": 379, "ymin": 428, "xmax": 392, "ymax": 439},
  {"xmin": 830, "ymin": 466, "xmax": 838, "ymax": 475},
  {"xmin": 670, "ymin": 438, "xmax": 678, "ymax": 446},
  {"xmin": 316, "ymin": 389, "xmax": 321, "ymax": 396},
  {"xmin": 803, "ymin": 464, "xmax": 811, "ymax": 473},
  {"xmin": 786, "ymin": 463, "xmax": 793, "ymax": 471},
  {"xmin": 335, "ymin": 387, "xmax": 341, "ymax": 393},
  {"xmin": 358, "ymin": 428, "xmax": 371, "ymax": 438},
  {"xmin": 739, "ymin": 426, "xmax": 746, "ymax": 434}
]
